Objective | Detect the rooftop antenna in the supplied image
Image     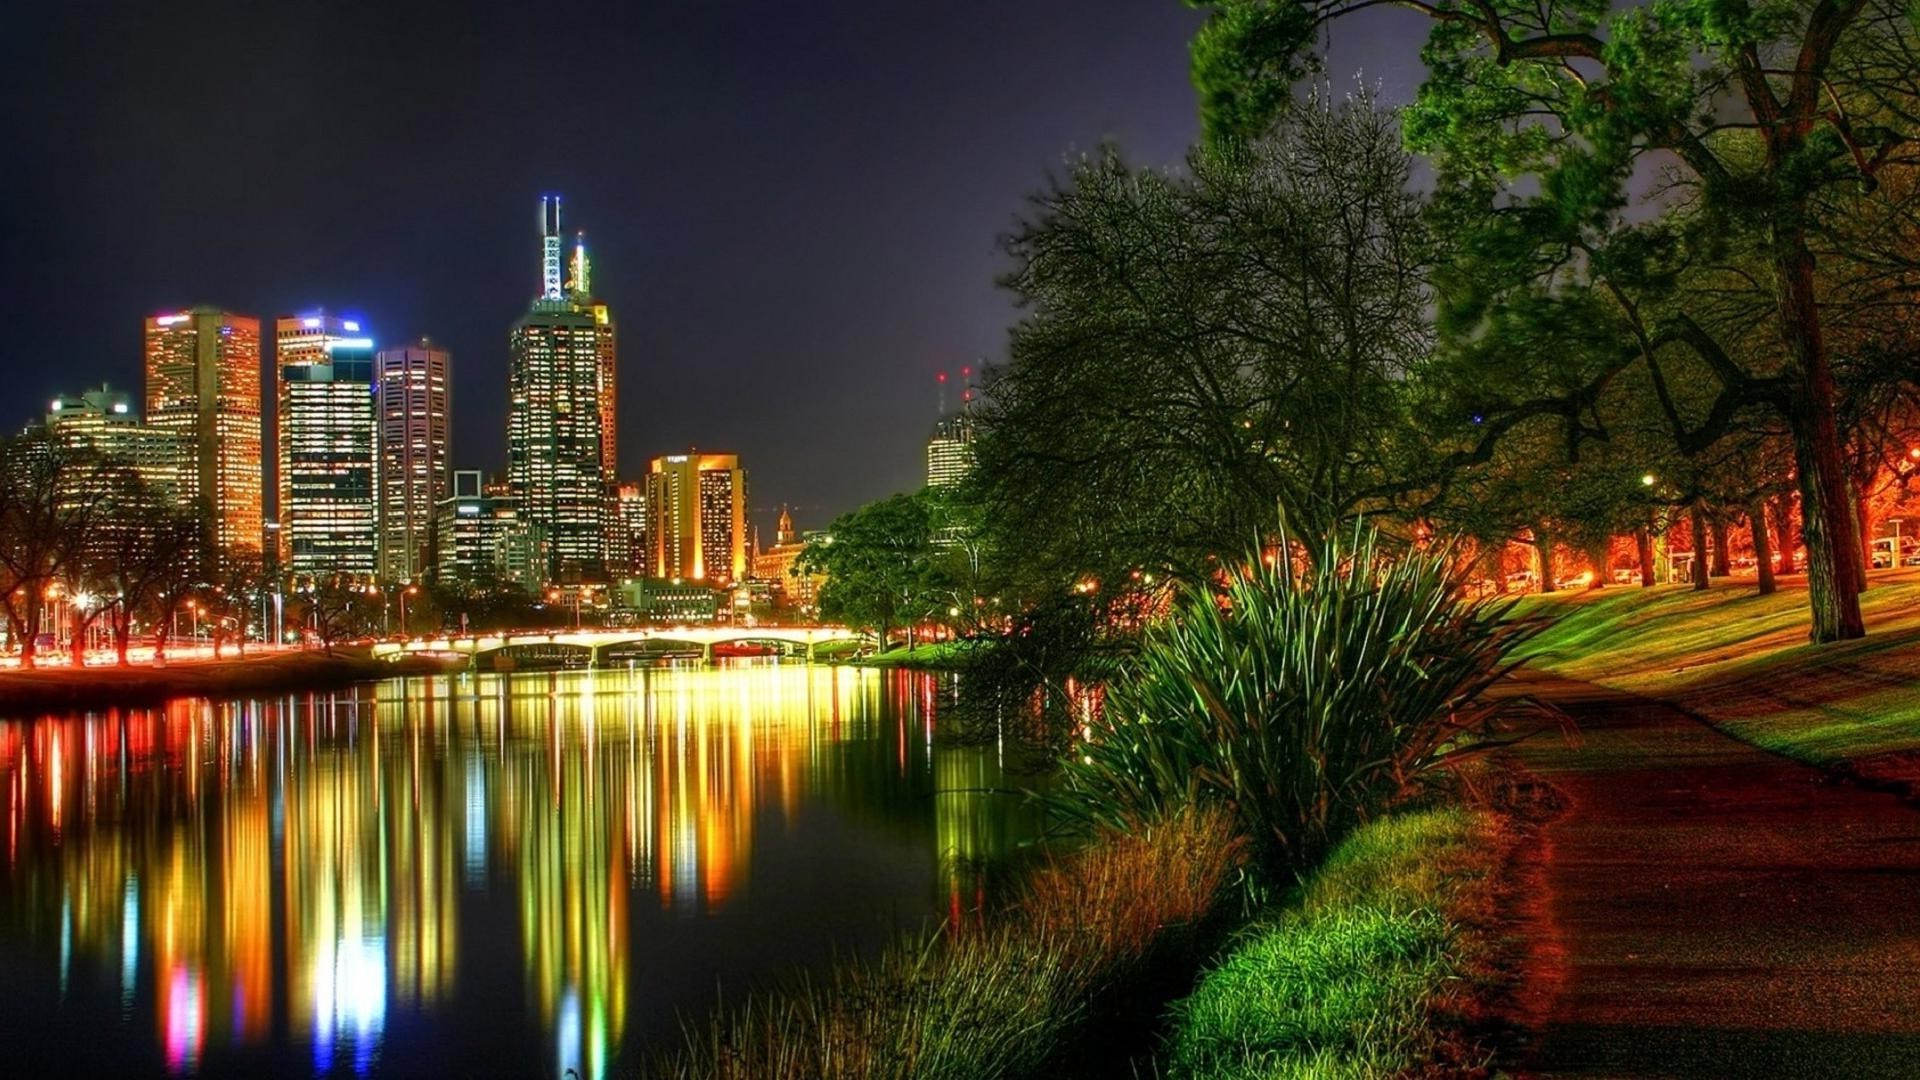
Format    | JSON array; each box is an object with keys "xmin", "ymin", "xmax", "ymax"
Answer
[
  {"xmin": 936, "ymin": 370, "xmax": 949, "ymax": 416},
  {"xmin": 960, "ymin": 364, "xmax": 974, "ymax": 407},
  {"xmin": 570, "ymin": 230, "xmax": 590, "ymax": 297},
  {"xmin": 540, "ymin": 194, "xmax": 564, "ymax": 301}
]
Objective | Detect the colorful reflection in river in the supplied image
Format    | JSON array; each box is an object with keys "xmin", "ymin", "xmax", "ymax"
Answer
[{"xmin": 0, "ymin": 665, "xmax": 1041, "ymax": 1077}]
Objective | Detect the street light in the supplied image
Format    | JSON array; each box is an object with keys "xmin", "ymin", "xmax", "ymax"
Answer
[{"xmin": 399, "ymin": 584, "xmax": 418, "ymax": 636}]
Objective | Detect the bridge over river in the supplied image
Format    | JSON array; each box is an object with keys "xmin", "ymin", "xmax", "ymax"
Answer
[{"xmin": 370, "ymin": 625, "xmax": 869, "ymax": 669}]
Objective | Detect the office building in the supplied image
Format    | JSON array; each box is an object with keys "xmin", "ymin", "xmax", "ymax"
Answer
[
  {"xmin": 508, "ymin": 195, "xmax": 611, "ymax": 584},
  {"xmin": 45, "ymin": 383, "xmax": 184, "ymax": 497},
  {"xmin": 277, "ymin": 312, "xmax": 378, "ymax": 581},
  {"xmin": 751, "ymin": 506, "xmax": 825, "ymax": 615},
  {"xmin": 646, "ymin": 451, "xmax": 747, "ymax": 586},
  {"xmin": 145, "ymin": 307, "xmax": 264, "ymax": 567},
  {"xmin": 607, "ymin": 482, "xmax": 649, "ymax": 579},
  {"xmin": 926, "ymin": 412, "xmax": 974, "ymax": 489},
  {"xmin": 433, "ymin": 470, "xmax": 545, "ymax": 587},
  {"xmin": 376, "ymin": 339, "xmax": 451, "ymax": 582}
]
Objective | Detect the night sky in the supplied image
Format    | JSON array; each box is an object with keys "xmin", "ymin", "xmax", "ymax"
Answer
[{"xmin": 0, "ymin": 1, "xmax": 1424, "ymax": 535}]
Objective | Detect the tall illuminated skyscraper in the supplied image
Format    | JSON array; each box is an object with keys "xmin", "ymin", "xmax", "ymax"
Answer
[
  {"xmin": 45, "ymin": 384, "xmax": 184, "ymax": 497},
  {"xmin": 926, "ymin": 414, "xmax": 974, "ymax": 489},
  {"xmin": 277, "ymin": 312, "xmax": 378, "ymax": 581},
  {"xmin": 376, "ymin": 339, "xmax": 450, "ymax": 582},
  {"xmin": 646, "ymin": 452, "xmax": 747, "ymax": 586},
  {"xmin": 144, "ymin": 307, "xmax": 264, "ymax": 568},
  {"xmin": 508, "ymin": 195, "xmax": 611, "ymax": 583}
]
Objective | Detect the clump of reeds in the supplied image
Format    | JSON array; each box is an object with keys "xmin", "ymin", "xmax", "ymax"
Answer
[{"xmin": 646, "ymin": 804, "xmax": 1244, "ymax": 1080}]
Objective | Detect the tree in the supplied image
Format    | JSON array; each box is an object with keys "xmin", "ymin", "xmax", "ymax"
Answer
[
  {"xmin": 88, "ymin": 473, "xmax": 202, "ymax": 665},
  {"xmin": 800, "ymin": 492, "xmax": 942, "ymax": 647},
  {"xmin": 0, "ymin": 431, "xmax": 110, "ymax": 668},
  {"xmin": 1185, "ymin": 0, "xmax": 1920, "ymax": 641},
  {"xmin": 294, "ymin": 580, "xmax": 379, "ymax": 653},
  {"xmin": 972, "ymin": 89, "xmax": 1428, "ymax": 589}
]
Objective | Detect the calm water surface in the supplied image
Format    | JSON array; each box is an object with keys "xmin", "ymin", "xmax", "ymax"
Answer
[{"xmin": 0, "ymin": 664, "xmax": 1043, "ymax": 1077}]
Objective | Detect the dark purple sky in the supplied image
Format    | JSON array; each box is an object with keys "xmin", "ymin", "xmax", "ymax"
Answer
[{"xmin": 0, "ymin": 0, "xmax": 1425, "ymax": 534}]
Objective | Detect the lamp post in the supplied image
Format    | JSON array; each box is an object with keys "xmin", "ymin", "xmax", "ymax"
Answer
[{"xmin": 399, "ymin": 584, "xmax": 418, "ymax": 636}]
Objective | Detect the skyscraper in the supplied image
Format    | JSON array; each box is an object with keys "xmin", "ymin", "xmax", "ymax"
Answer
[
  {"xmin": 646, "ymin": 452, "xmax": 747, "ymax": 586},
  {"xmin": 144, "ymin": 308, "xmax": 263, "ymax": 568},
  {"xmin": 508, "ymin": 195, "xmax": 611, "ymax": 584},
  {"xmin": 926, "ymin": 413, "xmax": 974, "ymax": 489},
  {"xmin": 376, "ymin": 339, "xmax": 451, "ymax": 582},
  {"xmin": 277, "ymin": 312, "xmax": 378, "ymax": 581}
]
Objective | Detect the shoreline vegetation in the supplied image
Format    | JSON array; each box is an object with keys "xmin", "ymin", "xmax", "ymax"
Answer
[
  {"xmin": 1514, "ymin": 569, "xmax": 1920, "ymax": 796},
  {"xmin": 647, "ymin": 530, "xmax": 1542, "ymax": 1078},
  {"xmin": 0, "ymin": 649, "xmax": 458, "ymax": 717}
]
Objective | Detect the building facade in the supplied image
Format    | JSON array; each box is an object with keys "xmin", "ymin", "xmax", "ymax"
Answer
[
  {"xmin": 750, "ymin": 506, "xmax": 825, "ymax": 616},
  {"xmin": 433, "ymin": 470, "xmax": 543, "ymax": 587},
  {"xmin": 926, "ymin": 413, "xmax": 974, "ymax": 489},
  {"xmin": 508, "ymin": 196, "xmax": 612, "ymax": 585},
  {"xmin": 45, "ymin": 384, "xmax": 184, "ymax": 497},
  {"xmin": 144, "ymin": 308, "xmax": 264, "ymax": 568},
  {"xmin": 376, "ymin": 339, "xmax": 451, "ymax": 582},
  {"xmin": 646, "ymin": 452, "xmax": 747, "ymax": 586},
  {"xmin": 277, "ymin": 313, "xmax": 378, "ymax": 581},
  {"xmin": 607, "ymin": 482, "xmax": 649, "ymax": 580}
]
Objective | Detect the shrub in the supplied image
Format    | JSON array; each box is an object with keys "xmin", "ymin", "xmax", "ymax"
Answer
[{"xmin": 1046, "ymin": 526, "xmax": 1529, "ymax": 880}]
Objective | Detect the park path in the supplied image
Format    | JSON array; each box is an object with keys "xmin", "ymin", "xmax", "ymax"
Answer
[{"xmin": 1495, "ymin": 673, "xmax": 1920, "ymax": 1078}]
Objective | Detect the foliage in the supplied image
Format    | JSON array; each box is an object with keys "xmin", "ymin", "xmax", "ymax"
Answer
[
  {"xmin": 1166, "ymin": 808, "xmax": 1499, "ymax": 1079},
  {"xmin": 1046, "ymin": 526, "xmax": 1530, "ymax": 880},
  {"xmin": 1183, "ymin": 0, "xmax": 1920, "ymax": 642},
  {"xmin": 646, "ymin": 805, "xmax": 1244, "ymax": 1079},
  {"xmin": 973, "ymin": 88, "xmax": 1428, "ymax": 589},
  {"xmin": 801, "ymin": 490, "xmax": 946, "ymax": 645}
]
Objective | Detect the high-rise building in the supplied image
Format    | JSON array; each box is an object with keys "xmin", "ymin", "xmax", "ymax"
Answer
[
  {"xmin": 276, "ymin": 312, "xmax": 378, "ymax": 581},
  {"xmin": 607, "ymin": 482, "xmax": 650, "ymax": 580},
  {"xmin": 508, "ymin": 195, "xmax": 611, "ymax": 584},
  {"xmin": 926, "ymin": 413, "xmax": 975, "ymax": 489},
  {"xmin": 145, "ymin": 308, "xmax": 264, "ymax": 568},
  {"xmin": 45, "ymin": 384, "xmax": 184, "ymax": 497},
  {"xmin": 376, "ymin": 339, "xmax": 451, "ymax": 582},
  {"xmin": 433, "ymin": 470, "xmax": 544, "ymax": 587},
  {"xmin": 646, "ymin": 451, "xmax": 747, "ymax": 586},
  {"xmin": 565, "ymin": 232, "xmax": 619, "ymax": 479}
]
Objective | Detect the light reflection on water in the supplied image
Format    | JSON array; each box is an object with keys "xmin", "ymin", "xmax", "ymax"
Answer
[{"xmin": 0, "ymin": 664, "xmax": 1041, "ymax": 1077}]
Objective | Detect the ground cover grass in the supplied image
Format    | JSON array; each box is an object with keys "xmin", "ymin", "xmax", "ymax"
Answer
[
  {"xmin": 857, "ymin": 639, "xmax": 975, "ymax": 668},
  {"xmin": 645, "ymin": 805, "xmax": 1247, "ymax": 1079},
  {"xmin": 1164, "ymin": 807, "xmax": 1507, "ymax": 1079},
  {"xmin": 1513, "ymin": 569, "xmax": 1920, "ymax": 787}
]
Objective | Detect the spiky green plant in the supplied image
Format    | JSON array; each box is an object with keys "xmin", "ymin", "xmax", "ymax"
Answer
[{"xmin": 1046, "ymin": 525, "xmax": 1530, "ymax": 880}]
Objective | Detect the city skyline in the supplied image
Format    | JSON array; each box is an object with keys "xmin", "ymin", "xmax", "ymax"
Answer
[{"xmin": 0, "ymin": 1, "xmax": 1261, "ymax": 532}]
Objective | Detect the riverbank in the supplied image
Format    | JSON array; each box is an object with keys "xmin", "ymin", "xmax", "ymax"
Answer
[
  {"xmin": 0, "ymin": 649, "xmax": 460, "ymax": 717},
  {"xmin": 1513, "ymin": 569, "xmax": 1920, "ymax": 796}
]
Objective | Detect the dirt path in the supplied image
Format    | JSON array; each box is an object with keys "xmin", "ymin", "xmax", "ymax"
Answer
[{"xmin": 1497, "ymin": 674, "xmax": 1920, "ymax": 1078}]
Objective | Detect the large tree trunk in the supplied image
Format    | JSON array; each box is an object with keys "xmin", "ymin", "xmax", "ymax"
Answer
[
  {"xmin": 113, "ymin": 611, "xmax": 131, "ymax": 666},
  {"xmin": 1689, "ymin": 504, "xmax": 1711, "ymax": 591},
  {"xmin": 1636, "ymin": 526, "xmax": 1656, "ymax": 588},
  {"xmin": 1777, "ymin": 234, "xmax": 1865, "ymax": 640},
  {"xmin": 1533, "ymin": 528, "xmax": 1556, "ymax": 593},
  {"xmin": 1749, "ymin": 499, "xmax": 1777, "ymax": 597},
  {"xmin": 1709, "ymin": 514, "xmax": 1732, "ymax": 577},
  {"xmin": 1854, "ymin": 477, "xmax": 1874, "ymax": 587}
]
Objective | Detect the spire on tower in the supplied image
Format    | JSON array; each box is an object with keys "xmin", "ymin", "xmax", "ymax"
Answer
[
  {"xmin": 540, "ymin": 194, "xmax": 564, "ymax": 300},
  {"xmin": 569, "ymin": 230, "xmax": 591, "ymax": 298}
]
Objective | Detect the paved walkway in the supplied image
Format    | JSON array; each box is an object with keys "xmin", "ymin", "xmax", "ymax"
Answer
[{"xmin": 1498, "ymin": 674, "xmax": 1920, "ymax": 1078}]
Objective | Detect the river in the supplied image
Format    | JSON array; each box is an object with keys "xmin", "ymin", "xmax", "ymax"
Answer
[{"xmin": 0, "ymin": 663, "xmax": 1045, "ymax": 1077}]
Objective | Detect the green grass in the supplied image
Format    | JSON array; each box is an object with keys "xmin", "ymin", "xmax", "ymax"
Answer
[
  {"xmin": 1513, "ymin": 570, "xmax": 1920, "ymax": 782},
  {"xmin": 858, "ymin": 639, "xmax": 974, "ymax": 668},
  {"xmin": 1165, "ymin": 808, "xmax": 1500, "ymax": 1079}
]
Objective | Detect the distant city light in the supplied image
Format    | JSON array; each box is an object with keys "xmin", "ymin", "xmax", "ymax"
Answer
[
  {"xmin": 323, "ymin": 337, "xmax": 375, "ymax": 351},
  {"xmin": 155, "ymin": 313, "xmax": 187, "ymax": 326},
  {"xmin": 343, "ymin": 320, "xmax": 360, "ymax": 332},
  {"xmin": 302, "ymin": 317, "xmax": 322, "ymax": 329}
]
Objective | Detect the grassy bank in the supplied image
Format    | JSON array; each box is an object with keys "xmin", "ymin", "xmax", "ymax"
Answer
[
  {"xmin": 1513, "ymin": 569, "xmax": 1920, "ymax": 790},
  {"xmin": 647, "ymin": 805, "xmax": 1246, "ymax": 1078},
  {"xmin": 1164, "ymin": 807, "xmax": 1509, "ymax": 1078},
  {"xmin": 854, "ymin": 640, "xmax": 975, "ymax": 669},
  {"xmin": 0, "ymin": 650, "xmax": 457, "ymax": 717}
]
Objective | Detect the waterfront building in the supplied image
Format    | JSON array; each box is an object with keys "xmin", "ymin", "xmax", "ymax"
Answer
[
  {"xmin": 45, "ymin": 383, "xmax": 184, "ymax": 497},
  {"xmin": 277, "ymin": 312, "xmax": 378, "ymax": 581},
  {"xmin": 433, "ymin": 470, "xmax": 545, "ymax": 587},
  {"xmin": 376, "ymin": 339, "xmax": 451, "ymax": 582},
  {"xmin": 509, "ymin": 195, "xmax": 611, "ymax": 584},
  {"xmin": 645, "ymin": 451, "xmax": 747, "ymax": 586},
  {"xmin": 617, "ymin": 577, "xmax": 724, "ymax": 623},
  {"xmin": 144, "ymin": 307, "xmax": 264, "ymax": 567}
]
